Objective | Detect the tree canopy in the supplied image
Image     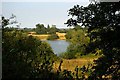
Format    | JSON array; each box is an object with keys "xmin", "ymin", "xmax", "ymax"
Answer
[
  {"xmin": 66, "ymin": 2, "xmax": 120, "ymax": 79},
  {"xmin": 35, "ymin": 24, "xmax": 47, "ymax": 34}
]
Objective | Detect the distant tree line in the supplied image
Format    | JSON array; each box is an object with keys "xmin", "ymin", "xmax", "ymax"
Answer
[
  {"xmin": 34, "ymin": 24, "xmax": 68, "ymax": 40},
  {"xmin": 35, "ymin": 24, "xmax": 67, "ymax": 34}
]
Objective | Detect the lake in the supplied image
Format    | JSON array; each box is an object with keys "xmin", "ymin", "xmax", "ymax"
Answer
[{"xmin": 45, "ymin": 40, "xmax": 69, "ymax": 55}]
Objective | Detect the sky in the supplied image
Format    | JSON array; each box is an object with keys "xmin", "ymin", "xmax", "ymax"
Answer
[{"xmin": 2, "ymin": 0, "xmax": 90, "ymax": 28}]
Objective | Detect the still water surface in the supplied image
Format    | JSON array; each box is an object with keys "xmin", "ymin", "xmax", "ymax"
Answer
[{"xmin": 46, "ymin": 40, "xmax": 69, "ymax": 55}]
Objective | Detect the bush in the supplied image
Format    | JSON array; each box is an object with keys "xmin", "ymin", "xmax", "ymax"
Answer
[
  {"xmin": 47, "ymin": 34, "xmax": 59, "ymax": 40},
  {"xmin": 59, "ymin": 52, "xmax": 75, "ymax": 59},
  {"xmin": 64, "ymin": 29, "xmax": 90, "ymax": 59},
  {"xmin": 59, "ymin": 43, "xmax": 87, "ymax": 59},
  {"xmin": 35, "ymin": 24, "xmax": 47, "ymax": 34},
  {"xmin": 2, "ymin": 29, "xmax": 57, "ymax": 79}
]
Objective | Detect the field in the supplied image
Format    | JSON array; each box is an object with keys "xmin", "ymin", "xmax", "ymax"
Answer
[
  {"xmin": 28, "ymin": 32, "xmax": 66, "ymax": 40},
  {"xmin": 30, "ymin": 34, "xmax": 50, "ymax": 40}
]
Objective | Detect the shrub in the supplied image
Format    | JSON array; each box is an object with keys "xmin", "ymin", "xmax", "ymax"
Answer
[
  {"xmin": 59, "ymin": 52, "xmax": 75, "ymax": 59},
  {"xmin": 47, "ymin": 34, "xmax": 59, "ymax": 40},
  {"xmin": 2, "ymin": 29, "xmax": 57, "ymax": 79}
]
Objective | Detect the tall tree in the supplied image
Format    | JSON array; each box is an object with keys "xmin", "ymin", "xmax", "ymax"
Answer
[
  {"xmin": 66, "ymin": 2, "xmax": 120, "ymax": 79},
  {"xmin": 47, "ymin": 24, "xmax": 50, "ymax": 29}
]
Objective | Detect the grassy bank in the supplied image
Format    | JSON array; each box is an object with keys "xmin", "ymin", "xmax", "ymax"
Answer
[
  {"xmin": 53, "ymin": 55, "xmax": 99, "ymax": 72},
  {"xmin": 56, "ymin": 32, "xmax": 66, "ymax": 40}
]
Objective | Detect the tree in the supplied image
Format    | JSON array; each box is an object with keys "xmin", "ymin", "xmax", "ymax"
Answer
[
  {"xmin": 48, "ymin": 26, "xmax": 57, "ymax": 34},
  {"xmin": 66, "ymin": 2, "xmax": 120, "ymax": 79},
  {"xmin": 2, "ymin": 17, "xmax": 57, "ymax": 79},
  {"xmin": 47, "ymin": 24, "xmax": 50, "ymax": 33},
  {"xmin": 47, "ymin": 24, "xmax": 50, "ymax": 29},
  {"xmin": 65, "ymin": 28, "xmax": 90, "ymax": 58},
  {"xmin": 2, "ymin": 16, "xmax": 9, "ymax": 28},
  {"xmin": 35, "ymin": 24, "xmax": 47, "ymax": 34},
  {"xmin": 3, "ymin": 31, "xmax": 56, "ymax": 79}
]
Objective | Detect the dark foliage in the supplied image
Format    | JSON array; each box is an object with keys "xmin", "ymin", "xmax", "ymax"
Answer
[
  {"xmin": 66, "ymin": 2, "xmax": 120, "ymax": 79},
  {"xmin": 2, "ymin": 16, "xmax": 9, "ymax": 28},
  {"xmin": 2, "ymin": 17, "xmax": 57, "ymax": 79}
]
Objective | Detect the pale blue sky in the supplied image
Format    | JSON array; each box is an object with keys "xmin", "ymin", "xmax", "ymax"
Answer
[{"xmin": 2, "ymin": 1, "xmax": 90, "ymax": 28}]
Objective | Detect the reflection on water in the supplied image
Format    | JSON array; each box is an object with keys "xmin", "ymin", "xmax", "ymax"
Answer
[{"xmin": 45, "ymin": 40, "xmax": 69, "ymax": 55}]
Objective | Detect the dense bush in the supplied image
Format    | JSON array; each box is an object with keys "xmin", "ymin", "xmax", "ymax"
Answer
[
  {"xmin": 48, "ymin": 26, "xmax": 58, "ymax": 34},
  {"xmin": 59, "ymin": 52, "xmax": 75, "ymax": 59},
  {"xmin": 58, "ymin": 29, "xmax": 68, "ymax": 33},
  {"xmin": 63, "ymin": 28, "xmax": 90, "ymax": 59},
  {"xmin": 47, "ymin": 34, "xmax": 59, "ymax": 40},
  {"xmin": 2, "ymin": 29, "xmax": 57, "ymax": 79},
  {"xmin": 35, "ymin": 24, "xmax": 59, "ymax": 34}
]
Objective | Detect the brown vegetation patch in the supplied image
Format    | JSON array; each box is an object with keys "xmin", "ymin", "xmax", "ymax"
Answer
[{"xmin": 53, "ymin": 58, "xmax": 97, "ymax": 72}]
